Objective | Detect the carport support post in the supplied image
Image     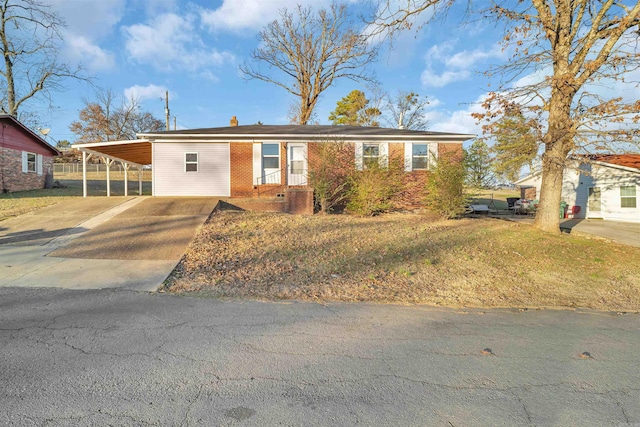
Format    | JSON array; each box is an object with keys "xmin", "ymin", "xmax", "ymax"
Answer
[
  {"xmin": 138, "ymin": 166, "xmax": 143, "ymax": 195},
  {"xmin": 102, "ymin": 157, "xmax": 113, "ymax": 197},
  {"xmin": 82, "ymin": 151, "xmax": 87, "ymax": 198},
  {"xmin": 122, "ymin": 162, "xmax": 129, "ymax": 197}
]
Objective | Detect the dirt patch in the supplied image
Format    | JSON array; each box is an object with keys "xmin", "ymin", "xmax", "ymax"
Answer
[{"xmin": 164, "ymin": 211, "xmax": 640, "ymax": 311}]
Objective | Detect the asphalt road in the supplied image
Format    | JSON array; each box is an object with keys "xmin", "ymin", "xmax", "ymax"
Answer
[{"xmin": 2, "ymin": 287, "xmax": 639, "ymax": 426}]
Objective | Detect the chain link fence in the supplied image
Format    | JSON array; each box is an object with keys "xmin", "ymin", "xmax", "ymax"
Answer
[{"xmin": 53, "ymin": 163, "xmax": 152, "ymax": 180}]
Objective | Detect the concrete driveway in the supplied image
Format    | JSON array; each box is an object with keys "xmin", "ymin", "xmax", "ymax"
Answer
[
  {"xmin": 509, "ymin": 216, "xmax": 640, "ymax": 248},
  {"xmin": 0, "ymin": 197, "xmax": 218, "ymax": 291}
]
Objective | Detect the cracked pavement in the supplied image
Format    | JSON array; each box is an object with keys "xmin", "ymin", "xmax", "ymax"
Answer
[{"xmin": 1, "ymin": 288, "xmax": 640, "ymax": 426}]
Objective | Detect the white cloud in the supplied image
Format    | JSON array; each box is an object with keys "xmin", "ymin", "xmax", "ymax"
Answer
[
  {"xmin": 63, "ymin": 34, "xmax": 115, "ymax": 72},
  {"xmin": 123, "ymin": 84, "xmax": 168, "ymax": 102},
  {"xmin": 200, "ymin": 0, "xmax": 354, "ymax": 32},
  {"xmin": 123, "ymin": 13, "xmax": 235, "ymax": 73},
  {"xmin": 421, "ymin": 41, "xmax": 506, "ymax": 88},
  {"xmin": 48, "ymin": 0, "xmax": 125, "ymax": 71},
  {"xmin": 427, "ymin": 93, "xmax": 486, "ymax": 135},
  {"xmin": 421, "ymin": 69, "xmax": 471, "ymax": 88},
  {"xmin": 49, "ymin": 0, "xmax": 126, "ymax": 39}
]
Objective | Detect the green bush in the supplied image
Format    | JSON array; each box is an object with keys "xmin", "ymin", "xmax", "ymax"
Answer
[
  {"xmin": 346, "ymin": 158, "xmax": 404, "ymax": 216},
  {"xmin": 424, "ymin": 153, "xmax": 468, "ymax": 219},
  {"xmin": 308, "ymin": 141, "xmax": 353, "ymax": 214}
]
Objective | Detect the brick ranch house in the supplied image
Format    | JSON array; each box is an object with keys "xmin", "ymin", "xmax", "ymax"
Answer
[
  {"xmin": 72, "ymin": 117, "xmax": 474, "ymax": 213},
  {"xmin": 0, "ymin": 115, "xmax": 60, "ymax": 193}
]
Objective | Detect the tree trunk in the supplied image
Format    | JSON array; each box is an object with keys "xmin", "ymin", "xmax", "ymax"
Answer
[
  {"xmin": 534, "ymin": 152, "xmax": 566, "ymax": 233},
  {"xmin": 534, "ymin": 80, "xmax": 575, "ymax": 233}
]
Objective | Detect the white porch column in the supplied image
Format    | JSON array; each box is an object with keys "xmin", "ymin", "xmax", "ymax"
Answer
[
  {"xmin": 138, "ymin": 166, "xmax": 143, "ymax": 195},
  {"xmin": 82, "ymin": 151, "xmax": 88, "ymax": 198},
  {"xmin": 122, "ymin": 162, "xmax": 129, "ymax": 197}
]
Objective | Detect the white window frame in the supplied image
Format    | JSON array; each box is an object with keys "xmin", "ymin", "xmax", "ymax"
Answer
[
  {"xmin": 261, "ymin": 143, "xmax": 281, "ymax": 184},
  {"xmin": 363, "ymin": 143, "xmax": 380, "ymax": 169},
  {"xmin": 22, "ymin": 151, "xmax": 37, "ymax": 173},
  {"xmin": 185, "ymin": 152, "xmax": 198, "ymax": 172},
  {"xmin": 411, "ymin": 143, "xmax": 429, "ymax": 170},
  {"xmin": 621, "ymin": 185, "xmax": 637, "ymax": 208}
]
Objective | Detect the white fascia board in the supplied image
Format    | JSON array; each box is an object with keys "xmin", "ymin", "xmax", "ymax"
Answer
[
  {"xmin": 140, "ymin": 134, "xmax": 476, "ymax": 143},
  {"xmin": 591, "ymin": 160, "xmax": 640, "ymax": 175},
  {"xmin": 71, "ymin": 139, "xmax": 151, "ymax": 149}
]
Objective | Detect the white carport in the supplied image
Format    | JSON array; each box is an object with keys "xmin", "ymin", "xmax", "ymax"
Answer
[{"xmin": 72, "ymin": 139, "xmax": 152, "ymax": 197}]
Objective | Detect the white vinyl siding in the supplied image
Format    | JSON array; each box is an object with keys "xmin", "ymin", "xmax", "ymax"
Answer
[
  {"xmin": 153, "ymin": 143, "xmax": 230, "ymax": 196},
  {"xmin": 517, "ymin": 160, "xmax": 640, "ymax": 222}
]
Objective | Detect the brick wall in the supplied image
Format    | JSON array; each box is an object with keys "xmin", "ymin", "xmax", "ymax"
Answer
[
  {"xmin": 229, "ymin": 142, "xmax": 254, "ymax": 197},
  {"xmin": 1, "ymin": 146, "xmax": 53, "ymax": 192},
  {"xmin": 438, "ymin": 143, "xmax": 463, "ymax": 161},
  {"xmin": 285, "ymin": 187, "xmax": 314, "ymax": 215}
]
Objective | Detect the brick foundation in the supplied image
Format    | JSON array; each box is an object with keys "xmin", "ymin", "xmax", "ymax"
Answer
[{"xmin": 1, "ymin": 146, "xmax": 54, "ymax": 192}]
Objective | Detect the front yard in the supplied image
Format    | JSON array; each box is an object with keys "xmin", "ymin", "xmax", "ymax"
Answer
[{"xmin": 165, "ymin": 211, "xmax": 640, "ymax": 311}]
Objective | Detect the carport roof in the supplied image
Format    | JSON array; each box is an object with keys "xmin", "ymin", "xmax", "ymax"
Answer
[{"xmin": 72, "ymin": 139, "xmax": 152, "ymax": 165}]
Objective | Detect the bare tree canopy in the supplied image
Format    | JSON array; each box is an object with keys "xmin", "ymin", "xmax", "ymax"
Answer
[
  {"xmin": 70, "ymin": 89, "xmax": 164, "ymax": 143},
  {"xmin": 0, "ymin": 0, "xmax": 87, "ymax": 116},
  {"xmin": 240, "ymin": 3, "xmax": 378, "ymax": 125},
  {"xmin": 371, "ymin": 0, "xmax": 640, "ymax": 233},
  {"xmin": 383, "ymin": 91, "xmax": 429, "ymax": 130}
]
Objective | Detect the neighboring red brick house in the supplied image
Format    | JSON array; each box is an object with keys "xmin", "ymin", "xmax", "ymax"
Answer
[
  {"xmin": 0, "ymin": 115, "xmax": 60, "ymax": 192},
  {"xmin": 73, "ymin": 117, "xmax": 473, "ymax": 212}
]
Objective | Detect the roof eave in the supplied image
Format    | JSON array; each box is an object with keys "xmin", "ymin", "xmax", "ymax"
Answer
[{"xmin": 136, "ymin": 133, "xmax": 475, "ymax": 142}]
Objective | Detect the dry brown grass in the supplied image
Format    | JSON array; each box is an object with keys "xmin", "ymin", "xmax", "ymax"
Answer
[{"xmin": 165, "ymin": 211, "xmax": 640, "ymax": 311}]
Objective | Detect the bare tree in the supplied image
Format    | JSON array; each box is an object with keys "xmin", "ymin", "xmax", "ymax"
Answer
[
  {"xmin": 240, "ymin": 3, "xmax": 378, "ymax": 125},
  {"xmin": 70, "ymin": 89, "xmax": 164, "ymax": 143},
  {"xmin": 370, "ymin": 0, "xmax": 640, "ymax": 233},
  {"xmin": 383, "ymin": 91, "xmax": 429, "ymax": 130},
  {"xmin": 0, "ymin": 0, "xmax": 87, "ymax": 116}
]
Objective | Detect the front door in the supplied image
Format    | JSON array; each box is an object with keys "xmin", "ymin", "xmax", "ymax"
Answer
[
  {"xmin": 287, "ymin": 143, "xmax": 307, "ymax": 186},
  {"xmin": 588, "ymin": 187, "xmax": 602, "ymax": 218}
]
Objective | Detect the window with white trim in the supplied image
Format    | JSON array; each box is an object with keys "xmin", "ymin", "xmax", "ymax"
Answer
[
  {"xmin": 185, "ymin": 152, "xmax": 198, "ymax": 172},
  {"xmin": 262, "ymin": 143, "xmax": 280, "ymax": 169},
  {"xmin": 363, "ymin": 143, "xmax": 380, "ymax": 169},
  {"xmin": 26, "ymin": 152, "xmax": 36, "ymax": 172},
  {"xmin": 621, "ymin": 186, "xmax": 636, "ymax": 208},
  {"xmin": 412, "ymin": 144, "xmax": 429, "ymax": 170}
]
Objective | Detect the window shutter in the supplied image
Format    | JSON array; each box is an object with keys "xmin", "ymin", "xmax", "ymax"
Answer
[
  {"xmin": 429, "ymin": 143, "xmax": 438, "ymax": 169},
  {"xmin": 22, "ymin": 151, "xmax": 28, "ymax": 172},
  {"xmin": 379, "ymin": 143, "xmax": 389, "ymax": 168},
  {"xmin": 404, "ymin": 143, "xmax": 412, "ymax": 172},
  {"xmin": 354, "ymin": 142, "xmax": 363, "ymax": 171},
  {"xmin": 37, "ymin": 154, "xmax": 43, "ymax": 175},
  {"xmin": 252, "ymin": 142, "xmax": 262, "ymax": 185}
]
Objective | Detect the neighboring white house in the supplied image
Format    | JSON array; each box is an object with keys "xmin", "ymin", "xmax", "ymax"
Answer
[{"xmin": 516, "ymin": 155, "xmax": 640, "ymax": 223}]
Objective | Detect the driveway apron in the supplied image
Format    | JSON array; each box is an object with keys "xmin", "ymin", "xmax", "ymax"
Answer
[{"xmin": 0, "ymin": 197, "xmax": 218, "ymax": 291}]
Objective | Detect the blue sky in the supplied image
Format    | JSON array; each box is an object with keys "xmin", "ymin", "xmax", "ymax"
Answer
[{"xmin": 24, "ymin": 1, "xmax": 562, "ymax": 145}]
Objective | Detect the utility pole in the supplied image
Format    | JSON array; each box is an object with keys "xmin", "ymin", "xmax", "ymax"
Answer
[
  {"xmin": 164, "ymin": 90, "xmax": 170, "ymax": 131},
  {"xmin": 174, "ymin": 116, "xmax": 177, "ymax": 131}
]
